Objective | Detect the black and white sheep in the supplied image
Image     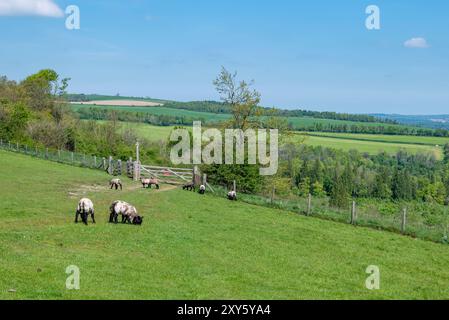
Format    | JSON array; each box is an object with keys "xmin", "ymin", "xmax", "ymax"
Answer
[
  {"xmin": 227, "ymin": 191, "xmax": 237, "ymax": 201},
  {"xmin": 109, "ymin": 200, "xmax": 143, "ymax": 225},
  {"xmin": 75, "ymin": 198, "xmax": 96, "ymax": 225},
  {"xmin": 198, "ymin": 185, "xmax": 206, "ymax": 195},
  {"xmin": 182, "ymin": 182, "xmax": 195, "ymax": 191},
  {"xmin": 109, "ymin": 178, "xmax": 123, "ymax": 190}
]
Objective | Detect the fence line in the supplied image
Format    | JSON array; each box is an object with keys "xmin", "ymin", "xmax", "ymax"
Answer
[
  {"xmin": 2, "ymin": 139, "xmax": 444, "ymax": 243},
  {"xmin": 0, "ymin": 139, "xmax": 123, "ymax": 175}
]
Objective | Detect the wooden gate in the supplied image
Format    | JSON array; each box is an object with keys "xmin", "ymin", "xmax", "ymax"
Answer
[{"xmin": 140, "ymin": 165, "xmax": 194, "ymax": 185}]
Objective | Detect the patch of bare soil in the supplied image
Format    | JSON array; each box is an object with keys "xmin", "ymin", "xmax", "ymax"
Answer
[{"xmin": 68, "ymin": 184, "xmax": 105, "ymax": 198}]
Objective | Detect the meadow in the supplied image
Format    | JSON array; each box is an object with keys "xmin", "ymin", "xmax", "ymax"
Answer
[
  {"xmin": 96, "ymin": 121, "xmax": 443, "ymax": 157},
  {"xmin": 2, "ymin": 150, "xmax": 449, "ymax": 299},
  {"xmin": 307, "ymin": 132, "xmax": 449, "ymax": 146},
  {"xmin": 72, "ymin": 103, "xmax": 231, "ymax": 122},
  {"xmin": 300, "ymin": 134, "xmax": 442, "ymax": 158},
  {"xmin": 72, "ymin": 103, "xmax": 417, "ymax": 132}
]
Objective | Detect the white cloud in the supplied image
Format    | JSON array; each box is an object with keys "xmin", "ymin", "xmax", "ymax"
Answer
[
  {"xmin": 404, "ymin": 37, "xmax": 430, "ymax": 49},
  {"xmin": 0, "ymin": 0, "xmax": 64, "ymax": 17}
]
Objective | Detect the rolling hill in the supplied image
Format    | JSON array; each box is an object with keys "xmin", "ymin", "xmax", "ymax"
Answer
[{"xmin": 1, "ymin": 150, "xmax": 449, "ymax": 299}]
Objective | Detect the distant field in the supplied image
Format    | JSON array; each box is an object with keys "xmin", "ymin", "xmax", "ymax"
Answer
[
  {"xmin": 287, "ymin": 117, "xmax": 414, "ymax": 130},
  {"xmin": 72, "ymin": 104, "xmax": 231, "ymax": 122},
  {"xmin": 72, "ymin": 103, "xmax": 415, "ymax": 131},
  {"xmin": 94, "ymin": 121, "xmax": 442, "ymax": 157},
  {"xmin": 73, "ymin": 100, "xmax": 163, "ymax": 107},
  {"xmin": 308, "ymin": 132, "xmax": 449, "ymax": 146},
  {"xmin": 299, "ymin": 134, "xmax": 442, "ymax": 158}
]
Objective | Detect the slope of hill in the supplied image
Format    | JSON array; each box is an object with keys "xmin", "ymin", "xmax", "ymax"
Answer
[
  {"xmin": 374, "ymin": 114, "xmax": 449, "ymax": 130},
  {"xmin": 1, "ymin": 150, "xmax": 449, "ymax": 299}
]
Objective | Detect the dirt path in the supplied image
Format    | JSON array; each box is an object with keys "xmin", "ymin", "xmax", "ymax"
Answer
[{"xmin": 68, "ymin": 181, "xmax": 178, "ymax": 198}]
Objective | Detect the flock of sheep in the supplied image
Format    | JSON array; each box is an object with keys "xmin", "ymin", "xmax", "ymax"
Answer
[{"xmin": 75, "ymin": 177, "xmax": 237, "ymax": 226}]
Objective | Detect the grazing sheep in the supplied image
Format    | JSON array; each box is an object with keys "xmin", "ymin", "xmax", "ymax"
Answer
[
  {"xmin": 148, "ymin": 178, "xmax": 160, "ymax": 189},
  {"xmin": 227, "ymin": 190, "xmax": 237, "ymax": 201},
  {"xmin": 109, "ymin": 178, "xmax": 122, "ymax": 190},
  {"xmin": 141, "ymin": 177, "xmax": 160, "ymax": 189},
  {"xmin": 182, "ymin": 182, "xmax": 195, "ymax": 191},
  {"xmin": 75, "ymin": 198, "xmax": 95, "ymax": 225},
  {"xmin": 141, "ymin": 178, "xmax": 151, "ymax": 188},
  {"xmin": 109, "ymin": 200, "xmax": 143, "ymax": 225},
  {"xmin": 199, "ymin": 185, "xmax": 206, "ymax": 195}
]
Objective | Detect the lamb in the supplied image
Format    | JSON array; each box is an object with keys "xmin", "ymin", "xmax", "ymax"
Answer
[
  {"xmin": 141, "ymin": 178, "xmax": 151, "ymax": 188},
  {"xmin": 75, "ymin": 198, "xmax": 95, "ymax": 225},
  {"xmin": 141, "ymin": 177, "xmax": 160, "ymax": 189},
  {"xmin": 227, "ymin": 190, "xmax": 237, "ymax": 201},
  {"xmin": 199, "ymin": 185, "xmax": 206, "ymax": 195},
  {"xmin": 109, "ymin": 200, "xmax": 143, "ymax": 225},
  {"xmin": 109, "ymin": 178, "xmax": 123, "ymax": 190},
  {"xmin": 182, "ymin": 182, "xmax": 195, "ymax": 191},
  {"xmin": 148, "ymin": 178, "xmax": 160, "ymax": 189}
]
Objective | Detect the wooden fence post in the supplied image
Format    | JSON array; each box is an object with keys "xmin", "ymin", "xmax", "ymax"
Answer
[
  {"xmin": 233, "ymin": 180, "xmax": 236, "ymax": 192},
  {"xmin": 350, "ymin": 201, "xmax": 357, "ymax": 225},
  {"xmin": 102, "ymin": 157, "xmax": 106, "ymax": 170},
  {"xmin": 127, "ymin": 157, "xmax": 133, "ymax": 178},
  {"xmin": 108, "ymin": 156, "xmax": 113, "ymax": 175},
  {"xmin": 117, "ymin": 160, "xmax": 122, "ymax": 175},
  {"xmin": 94, "ymin": 156, "xmax": 97, "ymax": 168},
  {"xmin": 401, "ymin": 207, "xmax": 407, "ymax": 234},
  {"xmin": 203, "ymin": 173, "xmax": 207, "ymax": 185},
  {"xmin": 133, "ymin": 160, "xmax": 140, "ymax": 181},
  {"xmin": 71, "ymin": 152, "xmax": 74, "ymax": 163},
  {"xmin": 307, "ymin": 194, "xmax": 312, "ymax": 216}
]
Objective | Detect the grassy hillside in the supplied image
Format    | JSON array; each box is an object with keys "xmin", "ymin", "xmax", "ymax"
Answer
[
  {"xmin": 307, "ymin": 132, "xmax": 449, "ymax": 146},
  {"xmin": 72, "ymin": 103, "xmax": 417, "ymax": 132},
  {"xmin": 72, "ymin": 103, "xmax": 231, "ymax": 122},
  {"xmin": 301, "ymin": 134, "xmax": 443, "ymax": 159},
  {"xmin": 96, "ymin": 121, "xmax": 443, "ymax": 157},
  {"xmin": 1, "ymin": 150, "xmax": 449, "ymax": 299}
]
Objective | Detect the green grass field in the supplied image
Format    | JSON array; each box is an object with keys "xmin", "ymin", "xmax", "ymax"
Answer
[
  {"xmin": 300, "ymin": 134, "xmax": 442, "ymax": 159},
  {"xmin": 98, "ymin": 121, "xmax": 442, "ymax": 157},
  {"xmin": 307, "ymin": 132, "xmax": 449, "ymax": 146},
  {"xmin": 72, "ymin": 103, "xmax": 418, "ymax": 131},
  {"xmin": 1, "ymin": 150, "xmax": 449, "ymax": 299},
  {"xmin": 72, "ymin": 103, "xmax": 231, "ymax": 122}
]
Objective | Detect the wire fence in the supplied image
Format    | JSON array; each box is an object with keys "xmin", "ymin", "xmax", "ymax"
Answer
[
  {"xmin": 209, "ymin": 185, "xmax": 449, "ymax": 244},
  {"xmin": 0, "ymin": 139, "xmax": 128, "ymax": 176},
  {"xmin": 2, "ymin": 139, "xmax": 448, "ymax": 244}
]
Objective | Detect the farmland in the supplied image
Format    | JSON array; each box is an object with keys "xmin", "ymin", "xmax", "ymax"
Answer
[
  {"xmin": 307, "ymin": 132, "xmax": 449, "ymax": 146},
  {"xmin": 71, "ymin": 102, "xmax": 420, "ymax": 132},
  {"xmin": 72, "ymin": 103, "xmax": 231, "ymax": 122},
  {"xmin": 300, "ymin": 134, "xmax": 443, "ymax": 158},
  {"xmin": 2, "ymin": 150, "xmax": 449, "ymax": 299},
  {"xmin": 93, "ymin": 121, "xmax": 444, "ymax": 157}
]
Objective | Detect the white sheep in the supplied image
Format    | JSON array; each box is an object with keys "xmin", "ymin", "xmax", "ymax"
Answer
[
  {"xmin": 227, "ymin": 190, "xmax": 237, "ymax": 201},
  {"xmin": 75, "ymin": 198, "xmax": 95, "ymax": 225},
  {"xmin": 109, "ymin": 200, "xmax": 143, "ymax": 225},
  {"xmin": 109, "ymin": 178, "xmax": 123, "ymax": 190},
  {"xmin": 199, "ymin": 185, "xmax": 206, "ymax": 195}
]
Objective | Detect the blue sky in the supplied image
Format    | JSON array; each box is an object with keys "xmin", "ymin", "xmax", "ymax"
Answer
[{"xmin": 0, "ymin": 0, "xmax": 448, "ymax": 114}]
